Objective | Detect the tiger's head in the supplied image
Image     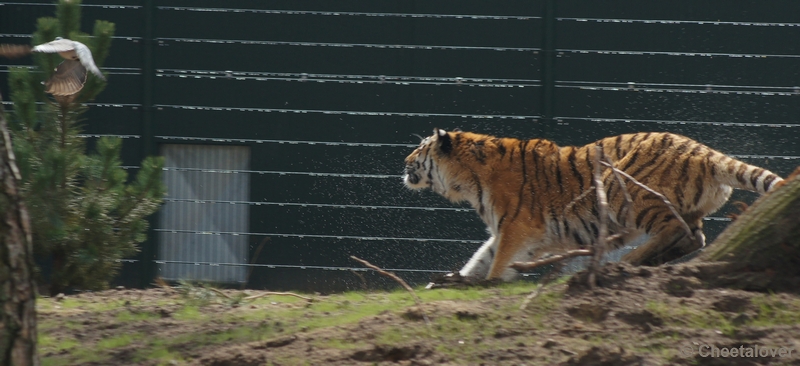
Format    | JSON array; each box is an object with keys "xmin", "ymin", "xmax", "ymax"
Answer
[{"xmin": 403, "ymin": 128, "xmax": 454, "ymax": 193}]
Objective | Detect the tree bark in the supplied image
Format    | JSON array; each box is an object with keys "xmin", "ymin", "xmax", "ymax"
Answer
[
  {"xmin": 693, "ymin": 167, "xmax": 800, "ymax": 291},
  {"xmin": 0, "ymin": 99, "xmax": 39, "ymax": 366}
]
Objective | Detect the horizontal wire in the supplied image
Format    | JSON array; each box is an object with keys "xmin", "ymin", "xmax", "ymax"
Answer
[
  {"xmin": 78, "ymin": 134, "xmax": 141, "ymax": 139},
  {"xmin": 159, "ymin": 69, "xmax": 538, "ymax": 84},
  {"xmin": 162, "ymin": 198, "xmax": 471, "ymax": 212},
  {"xmin": 155, "ymin": 217, "xmax": 731, "ymax": 241},
  {"xmin": 558, "ymin": 17, "xmax": 800, "ymax": 28},
  {"xmin": 156, "ymin": 69, "xmax": 540, "ymax": 87},
  {"xmin": 158, "ymin": 37, "xmax": 540, "ymax": 52},
  {"xmin": 0, "ymin": 33, "xmax": 142, "ymax": 41},
  {"xmin": 83, "ymin": 103, "xmax": 142, "ymax": 108},
  {"xmin": 557, "ymin": 48, "xmax": 800, "ymax": 59},
  {"xmin": 0, "ymin": 2, "xmax": 141, "ymax": 9},
  {"xmin": 156, "ymin": 135, "xmax": 415, "ymax": 148},
  {"xmin": 560, "ymin": 116, "xmax": 800, "ymax": 128},
  {"xmin": 154, "ymin": 260, "xmax": 451, "ymax": 273},
  {"xmin": 153, "ymin": 104, "xmax": 540, "ymax": 120},
  {"xmin": 158, "ymin": 6, "xmax": 540, "ymax": 21},
  {"xmin": 558, "ymin": 80, "xmax": 800, "ymax": 93},
  {"xmin": 160, "ymin": 198, "xmax": 733, "ymax": 222},
  {"xmin": 153, "ymin": 260, "xmax": 539, "ymax": 277},
  {"xmin": 0, "ymin": 64, "xmax": 141, "ymax": 72},
  {"xmin": 556, "ymin": 83, "xmax": 798, "ymax": 96},
  {"xmin": 161, "ymin": 166, "xmax": 398, "ymax": 179},
  {"xmin": 156, "ymin": 74, "xmax": 537, "ymax": 88},
  {"xmin": 154, "ymin": 228, "xmax": 485, "ymax": 244},
  {"xmin": 136, "ymin": 259, "xmax": 540, "ymax": 277}
]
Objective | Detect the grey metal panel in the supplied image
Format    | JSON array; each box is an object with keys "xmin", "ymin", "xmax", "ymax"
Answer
[{"xmin": 158, "ymin": 144, "xmax": 250, "ymax": 283}]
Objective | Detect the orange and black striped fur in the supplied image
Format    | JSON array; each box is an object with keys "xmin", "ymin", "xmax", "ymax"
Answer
[{"xmin": 403, "ymin": 129, "xmax": 783, "ymax": 281}]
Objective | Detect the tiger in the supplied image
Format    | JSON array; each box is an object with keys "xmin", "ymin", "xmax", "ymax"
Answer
[{"xmin": 403, "ymin": 128, "xmax": 783, "ymax": 281}]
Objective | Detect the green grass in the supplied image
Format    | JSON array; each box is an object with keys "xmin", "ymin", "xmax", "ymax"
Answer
[
  {"xmin": 35, "ymin": 280, "xmax": 549, "ymax": 366},
  {"xmin": 38, "ymin": 334, "xmax": 80, "ymax": 354},
  {"xmin": 645, "ymin": 300, "xmax": 737, "ymax": 336},
  {"xmin": 96, "ymin": 334, "xmax": 138, "ymax": 349},
  {"xmin": 750, "ymin": 294, "xmax": 800, "ymax": 326},
  {"xmin": 173, "ymin": 305, "xmax": 204, "ymax": 321},
  {"xmin": 116, "ymin": 309, "xmax": 161, "ymax": 322}
]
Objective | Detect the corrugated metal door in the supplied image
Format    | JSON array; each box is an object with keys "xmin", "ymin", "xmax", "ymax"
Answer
[{"xmin": 158, "ymin": 144, "xmax": 250, "ymax": 283}]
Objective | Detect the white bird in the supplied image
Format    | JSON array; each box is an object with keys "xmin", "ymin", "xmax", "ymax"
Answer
[{"xmin": 32, "ymin": 37, "xmax": 105, "ymax": 81}]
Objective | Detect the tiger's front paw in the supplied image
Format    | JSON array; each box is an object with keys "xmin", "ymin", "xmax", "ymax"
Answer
[
  {"xmin": 426, "ymin": 272, "xmax": 481, "ymax": 289},
  {"xmin": 426, "ymin": 271, "xmax": 503, "ymax": 289}
]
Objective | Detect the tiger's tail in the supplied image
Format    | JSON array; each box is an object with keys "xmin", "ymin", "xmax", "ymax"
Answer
[{"xmin": 712, "ymin": 154, "xmax": 783, "ymax": 193}]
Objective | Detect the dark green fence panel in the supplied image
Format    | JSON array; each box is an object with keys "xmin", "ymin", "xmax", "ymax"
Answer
[{"xmin": 1, "ymin": 1, "xmax": 798, "ymax": 291}]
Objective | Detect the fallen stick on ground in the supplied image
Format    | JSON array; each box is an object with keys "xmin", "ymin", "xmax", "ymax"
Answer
[
  {"xmin": 243, "ymin": 292, "xmax": 313, "ymax": 302},
  {"xmin": 350, "ymin": 255, "xmax": 431, "ymax": 327},
  {"xmin": 519, "ymin": 284, "xmax": 543, "ymax": 311},
  {"xmin": 206, "ymin": 287, "xmax": 232, "ymax": 299}
]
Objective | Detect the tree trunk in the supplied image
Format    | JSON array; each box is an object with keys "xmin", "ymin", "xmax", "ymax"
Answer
[
  {"xmin": 692, "ymin": 167, "xmax": 800, "ymax": 292},
  {"xmin": 0, "ymin": 101, "xmax": 39, "ymax": 366}
]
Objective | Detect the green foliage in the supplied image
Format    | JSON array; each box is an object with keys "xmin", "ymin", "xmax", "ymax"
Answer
[
  {"xmin": 55, "ymin": 0, "xmax": 81, "ymax": 37},
  {"xmin": 7, "ymin": 0, "xmax": 165, "ymax": 293}
]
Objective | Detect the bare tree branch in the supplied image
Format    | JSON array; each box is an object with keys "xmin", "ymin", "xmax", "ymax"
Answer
[
  {"xmin": 350, "ymin": 256, "xmax": 431, "ymax": 327},
  {"xmin": 510, "ymin": 249, "xmax": 594, "ymax": 272},
  {"xmin": 586, "ymin": 146, "xmax": 610, "ymax": 289},
  {"xmin": 598, "ymin": 160, "xmax": 694, "ymax": 240},
  {"xmin": 602, "ymin": 156, "xmax": 634, "ymax": 226}
]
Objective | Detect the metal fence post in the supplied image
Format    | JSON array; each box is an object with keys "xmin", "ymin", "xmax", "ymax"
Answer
[
  {"xmin": 540, "ymin": 0, "xmax": 557, "ymax": 126},
  {"xmin": 139, "ymin": 0, "xmax": 157, "ymax": 288}
]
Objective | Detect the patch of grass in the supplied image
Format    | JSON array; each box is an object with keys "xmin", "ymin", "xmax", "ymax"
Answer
[
  {"xmin": 41, "ymin": 358, "xmax": 78, "ymax": 366},
  {"xmin": 750, "ymin": 295, "xmax": 800, "ymax": 326},
  {"xmin": 96, "ymin": 334, "xmax": 138, "ymax": 349},
  {"xmin": 31, "ymin": 282, "xmax": 569, "ymax": 365},
  {"xmin": 38, "ymin": 334, "xmax": 80, "ymax": 354},
  {"xmin": 157, "ymin": 324, "xmax": 274, "ymax": 351},
  {"xmin": 116, "ymin": 310, "xmax": 161, "ymax": 322},
  {"xmin": 136, "ymin": 345, "xmax": 187, "ymax": 365},
  {"xmin": 173, "ymin": 305, "xmax": 205, "ymax": 321},
  {"xmin": 645, "ymin": 300, "xmax": 737, "ymax": 336}
]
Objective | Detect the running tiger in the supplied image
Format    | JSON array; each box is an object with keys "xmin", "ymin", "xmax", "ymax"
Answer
[{"xmin": 403, "ymin": 129, "xmax": 783, "ymax": 281}]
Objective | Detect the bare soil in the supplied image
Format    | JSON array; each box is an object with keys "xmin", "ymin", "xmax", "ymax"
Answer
[{"xmin": 39, "ymin": 262, "xmax": 800, "ymax": 365}]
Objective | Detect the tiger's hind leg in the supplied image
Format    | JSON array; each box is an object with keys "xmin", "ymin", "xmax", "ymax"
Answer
[{"xmin": 621, "ymin": 216, "xmax": 705, "ymax": 266}]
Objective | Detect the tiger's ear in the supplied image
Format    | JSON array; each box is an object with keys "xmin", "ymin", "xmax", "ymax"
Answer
[{"xmin": 433, "ymin": 128, "xmax": 453, "ymax": 154}]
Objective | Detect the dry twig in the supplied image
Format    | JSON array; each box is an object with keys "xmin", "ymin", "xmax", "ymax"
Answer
[
  {"xmin": 349, "ymin": 269, "xmax": 368, "ymax": 290},
  {"xmin": 350, "ymin": 255, "xmax": 431, "ymax": 327},
  {"xmin": 519, "ymin": 284, "xmax": 543, "ymax": 310},
  {"xmin": 598, "ymin": 160, "xmax": 694, "ymax": 240},
  {"xmin": 243, "ymin": 292, "xmax": 313, "ymax": 302},
  {"xmin": 242, "ymin": 237, "xmax": 270, "ymax": 289},
  {"xmin": 206, "ymin": 287, "xmax": 232, "ymax": 300},
  {"xmin": 564, "ymin": 186, "xmax": 595, "ymax": 212},
  {"xmin": 586, "ymin": 146, "xmax": 610, "ymax": 289},
  {"xmin": 602, "ymin": 156, "xmax": 635, "ymax": 226},
  {"xmin": 518, "ymin": 260, "xmax": 569, "ymax": 310}
]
